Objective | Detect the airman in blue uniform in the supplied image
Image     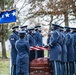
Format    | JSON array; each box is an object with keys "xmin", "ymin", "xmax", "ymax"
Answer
[
  {"xmin": 34, "ymin": 25, "xmax": 44, "ymax": 58},
  {"xmin": 71, "ymin": 28, "xmax": 76, "ymax": 74},
  {"xmin": 15, "ymin": 31, "xmax": 30, "ymax": 75},
  {"xmin": 49, "ymin": 24, "xmax": 62, "ymax": 75},
  {"xmin": 27, "ymin": 28, "xmax": 36, "ymax": 62},
  {"xmin": 59, "ymin": 26, "xmax": 68, "ymax": 75},
  {"xmin": 64, "ymin": 26, "xmax": 71, "ymax": 75},
  {"xmin": 66, "ymin": 27, "xmax": 74, "ymax": 75},
  {"xmin": 9, "ymin": 26, "xmax": 19, "ymax": 75}
]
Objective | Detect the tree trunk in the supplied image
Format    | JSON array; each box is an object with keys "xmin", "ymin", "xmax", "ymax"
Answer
[
  {"xmin": 49, "ymin": 15, "xmax": 53, "ymax": 32},
  {"xmin": 1, "ymin": 25, "xmax": 7, "ymax": 59},
  {"xmin": 1, "ymin": 36, "xmax": 7, "ymax": 58},
  {"xmin": 0, "ymin": 0, "xmax": 7, "ymax": 59},
  {"xmin": 64, "ymin": 12, "xmax": 69, "ymax": 26}
]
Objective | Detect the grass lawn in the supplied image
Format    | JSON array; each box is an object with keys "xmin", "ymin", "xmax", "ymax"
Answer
[
  {"xmin": 0, "ymin": 51, "xmax": 10, "ymax": 75},
  {"xmin": 44, "ymin": 49, "xmax": 48, "ymax": 57},
  {"xmin": 0, "ymin": 50, "xmax": 48, "ymax": 75}
]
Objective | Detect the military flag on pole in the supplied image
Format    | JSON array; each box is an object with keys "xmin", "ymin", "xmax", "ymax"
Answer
[{"xmin": 0, "ymin": 9, "xmax": 16, "ymax": 24}]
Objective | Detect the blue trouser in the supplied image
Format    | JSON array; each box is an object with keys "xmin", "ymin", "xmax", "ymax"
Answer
[
  {"xmin": 68, "ymin": 62, "xmax": 74, "ymax": 75},
  {"xmin": 11, "ymin": 65, "xmax": 16, "ymax": 75},
  {"xmin": 74, "ymin": 61, "xmax": 76, "ymax": 74},
  {"xmin": 16, "ymin": 68, "xmax": 29, "ymax": 75},
  {"xmin": 30, "ymin": 50, "xmax": 35, "ymax": 62},
  {"xmin": 51, "ymin": 61, "xmax": 62, "ymax": 75},
  {"xmin": 16, "ymin": 72, "xmax": 29, "ymax": 75},
  {"xmin": 61, "ymin": 62, "xmax": 67, "ymax": 75},
  {"xmin": 35, "ymin": 50, "xmax": 44, "ymax": 58}
]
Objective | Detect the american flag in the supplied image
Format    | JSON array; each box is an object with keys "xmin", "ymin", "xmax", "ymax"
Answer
[{"xmin": 0, "ymin": 9, "xmax": 16, "ymax": 24}]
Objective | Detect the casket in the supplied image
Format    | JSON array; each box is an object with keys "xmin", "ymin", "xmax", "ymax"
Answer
[{"xmin": 30, "ymin": 57, "xmax": 53, "ymax": 75}]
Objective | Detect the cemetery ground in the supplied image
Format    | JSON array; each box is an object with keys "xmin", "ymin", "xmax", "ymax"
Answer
[
  {"xmin": 0, "ymin": 50, "xmax": 48, "ymax": 75},
  {"xmin": 0, "ymin": 51, "xmax": 10, "ymax": 75}
]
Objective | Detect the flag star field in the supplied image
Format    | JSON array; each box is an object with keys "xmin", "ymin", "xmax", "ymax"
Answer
[{"xmin": 0, "ymin": 9, "xmax": 16, "ymax": 24}]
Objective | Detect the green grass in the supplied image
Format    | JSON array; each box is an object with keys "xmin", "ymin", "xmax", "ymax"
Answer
[
  {"xmin": 0, "ymin": 50, "xmax": 48, "ymax": 75},
  {"xmin": 0, "ymin": 51, "xmax": 10, "ymax": 75},
  {"xmin": 0, "ymin": 51, "xmax": 10, "ymax": 58},
  {"xmin": 44, "ymin": 49, "xmax": 48, "ymax": 57}
]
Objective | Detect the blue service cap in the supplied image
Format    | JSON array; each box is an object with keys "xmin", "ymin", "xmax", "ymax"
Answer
[
  {"xmin": 70, "ymin": 27, "xmax": 75, "ymax": 29},
  {"xmin": 34, "ymin": 25, "xmax": 41, "ymax": 28},
  {"xmin": 64, "ymin": 26, "xmax": 70, "ymax": 29},
  {"xmin": 12, "ymin": 26, "xmax": 19, "ymax": 29},
  {"xmin": 18, "ymin": 31, "xmax": 26, "ymax": 35},
  {"xmin": 72, "ymin": 28, "xmax": 76, "ymax": 31},
  {"xmin": 69, "ymin": 27, "xmax": 76, "ymax": 30},
  {"xmin": 52, "ymin": 24, "xmax": 60, "ymax": 30},
  {"xmin": 52, "ymin": 24, "xmax": 60, "ymax": 28},
  {"xmin": 73, "ymin": 28, "xmax": 76, "ymax": 30},
  {"xmin": 20, "ymin": 25, "xmax": 27, "ymax": 28}
]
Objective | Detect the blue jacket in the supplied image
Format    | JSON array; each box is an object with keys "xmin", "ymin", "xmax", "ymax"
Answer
[
  {"xmin": 49, "ymin": 30, "xmax": 62, "ymax": 61},
  {"xmin": 27, "ymin": 34, "xmax": 36, "ymax": 46},
  {"xmin": 34, "ymin": 31, "xmax": 43, "ymax": 46},
  {"xmin": 15, "ymin": 38, "xmax": 29, "ymax": 74},
  {"xmin": 61, "ymin": 31, "xmax": 67, "ymax": 62},
  {"xmin": 72, "ymin": 32, "xmax": 76, "ymax": 60},
  {"xmin": 9, "ymin": 31, "xmax": 19, "ymax": 65},
  {"xmin": 66, "ymin": 32, "xmax": 74, "ymax": 62}
]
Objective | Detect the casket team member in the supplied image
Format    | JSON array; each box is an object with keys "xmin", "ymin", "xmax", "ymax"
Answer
[
  {"xmin": 15, "ymin": 31, "xmax": 30, "ymax": 75},
  {"xmin": 9, "ymin": 26, "xmax": 19, "ymax": 75},
  {"xmin": 49, "ymin": 24, "xmax": 62, "ymax": 75}
]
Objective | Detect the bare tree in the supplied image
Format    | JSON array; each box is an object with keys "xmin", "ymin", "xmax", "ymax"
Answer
[
  {"xmin": 0, "ymin": 0, "xmax": 15, "ymax": 58},
  {"xmin": 16, "ymin": 0, "xmax": 76, "ymax": 29},
  {"xmin": 10, "ymin": 0, "xmax": 75, "ymax": 33}
]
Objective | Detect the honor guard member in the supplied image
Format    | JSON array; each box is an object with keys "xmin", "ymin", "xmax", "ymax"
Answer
[
  {"xmin": 64, "ymin": 26, "xmax": 70, "ymax": 75},
  {"xmin": 56, "ymin": 25, "xmax": 63, "ymax": 75},
  {"xmin": 15, "ymin": 31, "xmax": 30, "ymax": 75},
  {"xmin": 20, "ymin": 25, "xmax": 28, "ymax": 41},
  {"xmin": 34, "ymin": 25, "xmax": 44, "ymax": 58},
  {"xmin": 71, "ymin": 28, "xmax": 76, "ymax": 74},
  {"xmin": 66, "ymin": 27, "xmax": 74, "ymax": 75},
  {"xmin": 59, "ymin": 26, "xmax": 68, "ymax": 75},
  {"xmin": 9, "ymin": 26, "xmax": 19, "ymax": 75},
  {"xmin": 27, "ymin": 28, "xmax": 36, "ymax": 62},
  {"xmin": 49, "ymin": 24, "xmax": 62, "ymax": 75}
]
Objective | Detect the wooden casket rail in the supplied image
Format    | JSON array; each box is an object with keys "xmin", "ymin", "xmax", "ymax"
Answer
[{"xmin": 30, "ymin": 57, "xmax": 53, "ymax": 75}]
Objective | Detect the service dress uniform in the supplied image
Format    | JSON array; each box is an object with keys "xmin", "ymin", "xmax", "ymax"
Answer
[
  {"xmin": 9, "ymin": 26, "xmax": 19, "ymax": 75},
  {"xmin": 61, "ymin": 30, "xmax": 67, "ymax": 75},
  {"xmin": 34, "ymin": 26, "xmax": 44, "ymax": 58},
  {"xmin": 27, "ymin": 28, "xmax": 36, "ymax": 62},
  {"xmin": 57, "ymin": 28, "xmax": 63, "ymax": 75},
  {"xmin": 66, "ymin": 30, "xmax": 74, "ymax": 75},
  {"xmin": 71, "ymin": 28, "xmax": 76, "ymax": 74},
  {"xmin": 15, "ymin": 31, "xmax": 30, "ymax": 75},
  {"xmin": 49, "ymin": 24, "xmax": 62, "ymax": 75}
]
